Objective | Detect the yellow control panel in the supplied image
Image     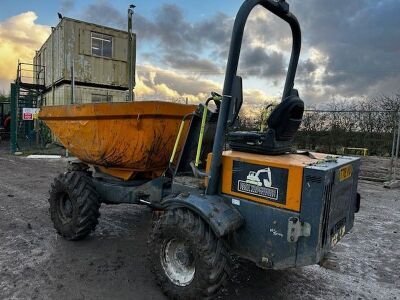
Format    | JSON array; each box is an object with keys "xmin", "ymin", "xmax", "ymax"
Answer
[{"xmin": 207, "ymin": 151, "xmax": 331, "ymax": 212}]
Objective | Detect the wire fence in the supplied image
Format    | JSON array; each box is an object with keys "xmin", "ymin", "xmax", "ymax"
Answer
[
  {"xmin": 236, "ymin": 104, "xmax": 400, "ymax": 181},
  {"xmin": 295, "ymin": 110, "xmax": 398, "ymax": 156},
  {"xmin": 294, "ymin": 110, "xmax": 400, "ymax": 181}
]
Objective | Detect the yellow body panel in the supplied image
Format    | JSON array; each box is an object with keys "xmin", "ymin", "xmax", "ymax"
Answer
[
  {"xmin": 40, "ymin": 101, "xmax": 196, "ymax": 180},
  {"xmin": 207, "ymin": 151, "xmax": 331, "ymax": 212}
]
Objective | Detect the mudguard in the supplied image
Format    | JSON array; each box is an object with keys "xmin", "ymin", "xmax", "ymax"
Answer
[{"xmin": 162, "ymin": 194, "xmax": 244, "ymax": 237}]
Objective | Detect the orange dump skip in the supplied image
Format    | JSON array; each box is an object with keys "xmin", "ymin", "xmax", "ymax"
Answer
[{"xmin": 39, "ymin": 101, "xmax": 197, "ymax": 180}]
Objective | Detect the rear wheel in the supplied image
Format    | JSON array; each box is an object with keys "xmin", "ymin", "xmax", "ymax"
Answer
[
  {"xmin": 49, "ymin": 171, "xmax": 100, "ymax": 240},
  {"xmin": 148, "ymin": 208, "xmax": 231, "ymax": 299}
]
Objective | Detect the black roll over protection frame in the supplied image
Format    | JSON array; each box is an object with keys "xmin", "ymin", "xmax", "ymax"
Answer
[{"xmin": 207, "ymin": 0, "xmax": 302, "ymax": 195}]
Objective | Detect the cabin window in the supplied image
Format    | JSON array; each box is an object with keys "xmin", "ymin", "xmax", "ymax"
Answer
[
  {"xmin": 91, "ymin": 32, "xmax": 113, "ymax": 58},
  {"xmin": 92, "ymin": 94, "xmax": 112, "ymax": 103}
]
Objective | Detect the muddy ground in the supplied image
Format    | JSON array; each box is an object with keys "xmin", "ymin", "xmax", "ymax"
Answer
[{"xmin": 0, "ymin": 147, "xmax": 399, "ymax": 300}]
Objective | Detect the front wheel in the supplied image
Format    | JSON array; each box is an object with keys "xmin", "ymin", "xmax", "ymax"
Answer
[
  {"xmin": 148, "ymin": 208, "xmax": 231, "ymax": 299},
  {"xmin": 49, "ymin": 171, "xmax": 100, "ymax": 241}
]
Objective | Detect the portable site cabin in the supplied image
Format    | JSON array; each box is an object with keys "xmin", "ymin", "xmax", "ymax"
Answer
[{"xmin": 33, "ymin": 17, "xmax": 136, "ymax": 106}]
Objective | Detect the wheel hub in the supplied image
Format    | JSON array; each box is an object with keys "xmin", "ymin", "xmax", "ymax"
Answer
[
  {"xmin": 176, "ymin": 248, "xmax": 193, "ymax": 266},
  {"xmin": 161, "ymin": 239, "xmax": 195, "ymax": 286},
  {"xmin": 58, "ymin": 193, "xmax": 73, "ymax": 222}
]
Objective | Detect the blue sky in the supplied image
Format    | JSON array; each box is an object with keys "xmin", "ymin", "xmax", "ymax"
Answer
[
  {"xmin": 0, "ymin": 0, "xmax": 399, "ymax": 109},
  {"xmin": 0, "ymin": 0, "xmax": 242, "ymax": 26}
]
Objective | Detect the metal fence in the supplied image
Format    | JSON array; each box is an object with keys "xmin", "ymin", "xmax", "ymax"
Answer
[
  {"xmin": 9, "ymin": 70, "xmax": 50, "ymax": 154},
  {"xmin": 295, "ymin": 110, "xmax": 398, "ymax": 155},
  {"xmin": 295, "ymin": 110, "xmax": 400, "ymax": 180}
]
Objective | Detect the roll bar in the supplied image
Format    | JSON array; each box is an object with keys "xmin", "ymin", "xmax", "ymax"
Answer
[{"xmin": 207, "ymin": 0, "xmax": 302, "ymax": 195}]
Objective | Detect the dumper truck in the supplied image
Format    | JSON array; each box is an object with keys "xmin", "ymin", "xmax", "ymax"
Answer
[{"xmin": 40, "ymin": 0, "xmax": 361, "ymax": 298}]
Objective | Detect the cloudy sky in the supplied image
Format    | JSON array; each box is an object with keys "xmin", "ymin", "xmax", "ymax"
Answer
[{"xmin": 0, "ymin": 0, "xmax": 399, "ymax": 110}]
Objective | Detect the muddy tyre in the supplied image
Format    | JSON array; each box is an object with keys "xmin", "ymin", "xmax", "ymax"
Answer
[
  {"xmin": 148, "ymin": 208, "xmax": 231, "ymax": 299},
  {"xmin": 49, "ymin": 171, "xmax": 100, "ymax": 241}
]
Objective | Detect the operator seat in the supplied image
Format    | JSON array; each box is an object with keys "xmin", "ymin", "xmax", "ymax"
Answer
[{"xmin": 228, "ymin": 90, "xmax": 304, "ymax": 155}]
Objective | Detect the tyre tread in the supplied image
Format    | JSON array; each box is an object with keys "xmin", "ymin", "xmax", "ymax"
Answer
[
  {"xmin": 148, "ymin": 208, "xmax": 231, "ymax": 299},
  {"xmin": 49, "ymin": 171, "xmax": 100, "ymax": 241}
]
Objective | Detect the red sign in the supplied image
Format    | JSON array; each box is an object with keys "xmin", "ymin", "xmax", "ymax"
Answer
[{"xmin": 23, "ymin": 113, "xmax": 33, "ymax": 120}]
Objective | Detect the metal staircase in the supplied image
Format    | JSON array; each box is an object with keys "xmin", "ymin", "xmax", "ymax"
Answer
[{"xmin": 10, "ymin": 62, "xmax": 46, "ymax": 152}]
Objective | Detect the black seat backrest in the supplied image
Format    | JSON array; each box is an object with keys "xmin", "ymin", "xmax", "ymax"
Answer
[{"xmin": 267, "ymin": 93, "xmax": 304, "ymax": 141}]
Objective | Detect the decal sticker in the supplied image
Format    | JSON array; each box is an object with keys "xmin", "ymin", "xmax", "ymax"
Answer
[
  {"xmin": 269, "ymin": 228, "xmax": 284, "ymax": 238},
  {"xmin": 331, "ymin": 225, "xmax": 346, "ymax": 246},
  {"xmin": 331, "ymin": 217, "xmax": 347, "ymax": 246},
  {"xmin": 339, "ymin": 164, "xmax": 352, "ymax": 182},
  {"xmin": 232, "ymin": 199, "xmax": 241, "ymax": 206},
  {"xmin": 232, "ymin": 161, "xmax": 288, "ymax": 204}
]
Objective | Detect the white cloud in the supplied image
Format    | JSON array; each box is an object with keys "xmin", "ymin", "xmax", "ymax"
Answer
[
  {"xmin": 135, "ymin": 64, "xmax": 271, "ymax": 113},
  {"xmin": 0, "ymin": 12, "xmax": 51, "ymax": 87}
]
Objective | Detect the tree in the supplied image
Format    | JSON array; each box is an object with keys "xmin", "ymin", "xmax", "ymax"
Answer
[{"xmin": 0, "ymin": 91, "xmax": 8, "ymax": 102}]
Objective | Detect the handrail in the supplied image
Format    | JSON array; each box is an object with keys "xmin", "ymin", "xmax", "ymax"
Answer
[{"xmin": 16, "ymin": 62, "xmax": 46, "ymax": 86}]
